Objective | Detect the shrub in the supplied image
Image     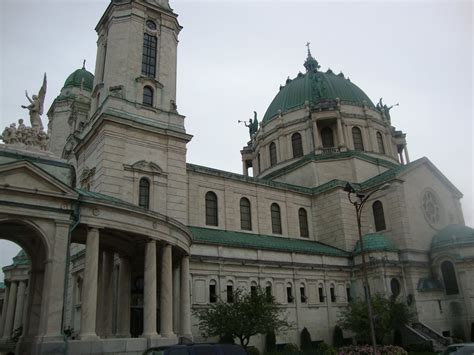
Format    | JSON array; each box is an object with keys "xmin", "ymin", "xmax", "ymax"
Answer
[
  {"xmin": 266, "ymin": 331, "xmax": 276, "ymax": 352},
  {"xmin": 317, "ymin": 342, "xmax": 336, "ymax": 355},
  {"xmin": 333, "ymin": 325, "xmax": 344, "ymax": 347},
  {"xmin": 301, "ymin": 327, "xmax": 312, "ymax": 350},
  {"xmin": 405, "ymin": 343, "xmax": 433, "ymax": 352},
  {"xmin": 283, "ymin": 343, "xmax": 301, "ymax": 353},
  {"xmin": 219, "ymin": 333, "xmax": 235, "ymax": 344},
  {"xmin": 337, "ymin": 344, "xmax": 407, "ymax": 354},
  {"xmin": 247, "ymin": 346, "xmax": 260, "ymax": 355}
]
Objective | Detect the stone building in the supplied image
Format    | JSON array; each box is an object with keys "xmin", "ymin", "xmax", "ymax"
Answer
[{"xmin": 0, "ymin": 0, "xmax": 473, "ymax": 354}]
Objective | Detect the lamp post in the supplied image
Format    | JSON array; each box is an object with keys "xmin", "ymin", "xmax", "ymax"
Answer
[{"xmin": 344, "ymin": 182, "xmax": 390, "ymax": 354}]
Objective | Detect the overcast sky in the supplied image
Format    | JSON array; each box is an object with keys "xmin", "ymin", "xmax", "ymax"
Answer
[{"xmin": 0, "ymin": 0, "xmax": 472, "ymax": 275}]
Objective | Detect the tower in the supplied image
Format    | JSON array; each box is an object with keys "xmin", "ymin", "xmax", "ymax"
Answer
[{"xmin": 66, "ymin": 0, "xmax": 191, "ymax": 224}]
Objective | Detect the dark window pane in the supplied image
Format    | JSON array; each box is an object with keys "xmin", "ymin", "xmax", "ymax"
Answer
[
  {"xmin": 271, "ymin": 203, "xmax": 281, "ymax": 234},
  {"xmin": 318, "ymin": 287, "xmax": 324, "ymax": 302},
  {"xmin": 372, "ymin": 200, "xmax": 386, "ymax": 231},
  {"xmin": 139, "ymin": 178, "xmax": 150, "ymax": 209},
  {"xmin": 298, "ymin": 208, "xmax": 309, "ymax": 238},
  {"xmin": 142, "ymin": 33, "xmax": 157, "ymax": 77},
  {"xmin": 209, "ymin": 284, "xmax": 217, "ymax": 303},
  {"xmin": 269, "ymin": 142, "xmax": 277, "ymax": 166},
  {"xmin": 390, "ymin": 278, "xmax": 400, "ymax": 297},
  {"xmin": 300, "ymin": 286, "xmax": 306, "ymax": 303},
  {"xmin": 227, "ymin": 285, "xmax": 234, "ymax": 303},
  {"xmin": 240, "ymin": 198, "xmax": 252, "ymax": 230},
  {"xmin": 346, "ymin": 287, "xmax": 352, "ymax": 302},
  {"xmin": 330, "ymin": 287, "xmax": 336, "ymax": 302},
  {"xmin": 352, "ymin": 127, "xmax": 364, "ymax": 151},
  {"xmin": 205, "ymin": 191, "xmax": 218, "ymax": 226},
  {"xmin": 292, "ymin": 133, "xmax": 303, "ymax": 158},
  {"xmin": 377, "ymin": 132, "xmax": 385, "ymax": 154},
  {"xmin": 287, "ymin": 286, "xmax": 293, "ymax": 303},
  {"xmin": 441, "ymin": 261, "xmax": 459, "ymax": 295},
  {"xmin": 143, "ymin": 86, "xmax": 153, "ymax": 106},
  {"xmin": 321, "ymin": 127, "xmax": 334, "ymax": 148},
  {"xmin": 257, "ymin": 153, "xmax": 261, "ymax": 173}
]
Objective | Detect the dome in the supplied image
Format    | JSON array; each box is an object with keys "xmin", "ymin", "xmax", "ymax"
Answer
[
  {"xmin": 431, "ymin": 224, "xmax": 474, "ymax": 250},
  {"xmin": 353, "ymin": 233, "xmax": 397, "ymax": 254},
  {"xmin": 262, "ymin": 52, "xmax": 375, "ymax": 124},
  {"xmin": 63, "ymin": 66, "xmax": 94, "ymax": 92}
]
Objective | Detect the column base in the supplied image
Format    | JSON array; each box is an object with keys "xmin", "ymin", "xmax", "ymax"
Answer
[
  {"xmin": 141, "ymin": 332, "xmax": 159, "ymax": 339},
  {"xmin": 161, "ymin": 332, "xmax": 177, "ymax": 339},
  {"xmin": 178, "ymin": 333, "xmax": 193, "ymax": 341},
  {"xmin": 115, "ymin": 333, "xmax": 131, "ymax": 338},
  {"xmin": 79, "ymin": 332, "xmax": 100, "ymax": 341}
]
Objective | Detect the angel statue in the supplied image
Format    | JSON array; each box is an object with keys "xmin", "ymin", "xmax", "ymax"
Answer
[{"xmin": 22, "ymin": 73, "xmax": 47, "ymax": 132}]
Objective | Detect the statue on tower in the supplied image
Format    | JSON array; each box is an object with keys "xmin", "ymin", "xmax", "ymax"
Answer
[
  {"xmin": 21, "ymin": 73, "xmax": 47, "ymax": 131},
  {"xmin": 376, "ymin": 97, "xmax": 399, "ymax": 121},
  {"xmin": 239, "ymin": 111, "xmax": 259, "ymax": 140}
]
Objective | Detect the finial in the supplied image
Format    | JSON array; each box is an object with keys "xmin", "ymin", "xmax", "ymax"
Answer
[
  {"xmin": 303, "ymin": 42, "xmax": 320, "ymax": 73},
  {"xmin": 82, "ymin": 60, "xmax": 86, "ymax": 69}
]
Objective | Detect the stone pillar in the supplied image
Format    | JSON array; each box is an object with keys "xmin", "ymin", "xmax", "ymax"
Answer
[
  {"xmin": 0, "ymin": 283, "xmax": 10, "ymax": 337},
  {"xmin": 160, "ymin": 244, "xmax": 174, "ymax": 338},
  {"xmin": 312, "ymin": 121, "xmax": 321, "ymax": 151},
  {"xmin": 336, "ymin": 117, "xmax": 345, "ymax": 148},
  {"xmin": 172, "ymin": 263, "xmax": 180, "ymax": 334},
  {"xmin": 179, "ymin": 255, "xmax": 192, "ymax": 339},
  {"xmin": 242, "ymin": 160, "xmax": 248, "ymax": 176},
  {"xmin": 404, "ymin": 144, "xmax": 410, "ymax": 163},
  {"xmin": 80, "ymin": 227, "xmax": 100, "ymax": 340},
  {"xmin": 116, "ymin": 256, "xmax": 131, "ymax": 338},
  {"xmin": 96, "ymin": 252, "xmax": 103, "ymax": 336},
  {"xmin": 3, "ymin": 281, "xmax": 18, "ymax": 339},
  {"xmin": 143, "ymin": 239, "xmax": 158, "ymax": 338},
  {"xmin": 13, "ymin": 280, "xmax": 27, "ymax": 332},
  {"xmin": 102, "ymin": 251, "xmax": 114, "ymax": 338}
]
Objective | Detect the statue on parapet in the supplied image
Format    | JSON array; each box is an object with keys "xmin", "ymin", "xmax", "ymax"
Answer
[
  {"xmin": 21, "ymin": 73, "xmax": 47, "ymax": 131},
  {"xmin": 238, "ymin": 111, "xmax": 259, "ymax": 139},
  {"xmin": 376, "ymin": 97, "xmax": 399, "ymax": 121}
]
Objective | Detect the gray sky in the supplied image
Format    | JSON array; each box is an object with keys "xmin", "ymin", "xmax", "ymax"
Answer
[{"xmin": 0, "ymin": 0, "xmax": 472, "ymax": 275}]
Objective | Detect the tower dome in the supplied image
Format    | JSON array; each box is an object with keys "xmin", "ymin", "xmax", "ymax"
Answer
[
  {"xmin": 63, "ymin": 64, "xmax": 94, "ymax": 92},
  {"xmin": 262, "ymin": 50, "xmax": 375, "ymax": 124}
]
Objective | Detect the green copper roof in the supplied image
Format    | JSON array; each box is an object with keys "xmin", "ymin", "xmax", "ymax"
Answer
[
  {"xmin": 353, "ymin": 233, "xmax": 397, "ymax": 254},
  {"xmin": 12, "ymin": 250, "xmax": 30, "ymax": 266},
  {"xmin": 189, "ymin": 226, "xmax": 348, "ymax": 256},
  {"xmin": 262, "ymin": 54, "xmax": 375, "ymax": 123},
  {"xmin": 431, "ymin": 224, "xmax": 474, "ymax": 250},
  {"xmin": 63, "ymin": 67, "xmax": 94, "ymax": 92}
]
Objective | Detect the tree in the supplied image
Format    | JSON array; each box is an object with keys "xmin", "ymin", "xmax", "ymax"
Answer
[
  {"xmin": 195, "ymin": 287, "xmax": 290, "ymax": 348},
  {"xmin": 338, "ymin": 294, "xmax": 414, "ymax": 344}
]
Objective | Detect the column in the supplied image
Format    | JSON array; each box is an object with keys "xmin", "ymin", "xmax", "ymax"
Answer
[
  {"xmin": 142, "ymin": 239, "xmax": 158, "ymax": 338},
  {"xmin": 116, "ymin": 256, "xmax": 131, "ymax": 338},
  {"xmin": 3, "ymin": 281, "xmax": 18, "ymax": 339},
  {"xmin": 179, "ymin": 255, "xmax": 192, "ymax": 339},
  {"xmin": 13, "ymin": 280, "xmax": 26, "ymax": 332},
  {"xmin": 172, "ymin": 263, "xmax": 180, "ymax": 334},
  {"xmin": 102, "ymin": 251, "xmax": 114, "ymax": 338},
  {"xmin": 404, "ymin": 144, "xmax": 410, "ymax": 163},
  {"xmin": 80, "ymin": 227, "xmax": 100, "ymax": 340},
  {"xmin": 313, "ymin": 121, "xmax": 321, "ymax": 151},
  {"xmin": 0, "ymin": 283, "xmax": 10, "ymax": 337},
  {"xmin": 160, "ymin": 244, "xmax": 174, "ymax": 338},
  {"xmin": 96, "ymin": 252, "xmax": 103, "ymax": 336},
  {"xmin": 336, "ymin": 117, "xmax": 345, "ymax": 148}
]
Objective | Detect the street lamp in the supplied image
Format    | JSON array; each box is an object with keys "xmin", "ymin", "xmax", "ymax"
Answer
[{"xmin": 344, "ymin": 182, "xmax": 390, "ymax": 354}]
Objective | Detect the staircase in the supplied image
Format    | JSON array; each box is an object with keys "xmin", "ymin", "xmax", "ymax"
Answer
[{"xmin": 406, "ymin": 322, "xmax": 451, "ymax": 352}]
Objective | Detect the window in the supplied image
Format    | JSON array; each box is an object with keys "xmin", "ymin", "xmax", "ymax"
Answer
[
  {"xmin": 372, "ymin": 200, "xmax": 386, "ymax": 231},
  {"xmin": 226, "ymin": 282, "xmax": 234, "ymax": 303},
  {"xmin": 318, "ymin": 285, "xmax": 325, "ymax": 302},
  {"xmin": 250, "ymin": 281, "xmax": 257, "ymax": 297},
  {"xmin": 321, "ymin": 127, "xmax": 334, "ymax": 148},
  {"xmin": 376, "ymin": 132, "xmax": 385, "ymax": 154},
  {"xmin": 298, "ymin": 208, "xmax": 309, "ymax": 238},
  {"xmin": 441, "ymin": 261, "xmax": 459, "ymax": 295},
  {"xmin": 265, "ymin": 282, "xmax": 272, "ymax": 300},
  {"xmin": 139, "ymin": 178, "xmax": 150, "ymax": 209},
  {"xmin": 291, "ymin": 132, "xmax": 303, "ymax": 158},
  {"xmin": 300, "ymin": 284, "xmax": 307, "ymax": 303},
  {"xmin": 143, "ymin": 86, "xmax": 154, "ymax": 107},
  {"xmin": 240, "ymin": 197, "xmax": 252, "ymax": 231},
  {"xmin": 146, "ymin": 20, "xmax": 157, "ymax": 30},
  {"xmin": 205, "ymin": 191, "xmax": 218, "ymax": 226},
  {"xmin": 390, "ymin": 278, "xmax": 401, "ymax": 298},
  {"xmin": 352, "ymin": 127, "xmax": 364, "ymax": 151},
  {"xmin": 209, "ymin": 280, "xmax": 217, "ymax": 303},
  {"xmin": 269, "ymin": 142, "xmax": 277, "ymax": 167},
  {"xmin": 142, "ymin": 33, "xmax": 157, "ymax": 77},
  {"xmin": 286, "ymin": 283, "xmax": 294, "ymax": 303},
  {"xmin": 257, "ymin": 153, "xmax": 261, "ymax": 173},
  {"xmin": 346, "ymin": 286, "xmax": 352, "ymax": 303},
  {"xmin": 271, "ymin": 203, "xmax": 282, "ymax": 234},
  {"xmin": 330, "ymin": 285, "xmax": 336, "ymax": 302}
]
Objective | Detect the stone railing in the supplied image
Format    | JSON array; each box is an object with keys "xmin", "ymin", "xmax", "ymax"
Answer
[
  {"xmin": 320, "ymin": 147, "xmax": 340, "ymax": 154},
  {"xmin": 412, "ymin": 322, "xmax": 451, "ymax": 346}
]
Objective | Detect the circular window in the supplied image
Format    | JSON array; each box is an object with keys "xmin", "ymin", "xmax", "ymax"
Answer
[
  {"xmin": 422, "ymin": 190, "xmax": 442, "ymax": 226},
  {"xmin": 390, "ymin": 278, "xmax": 401, "ymax": 297},
  {"xmin": 146, "ymin": 20, "xmax": 157, "ymax": 30}
]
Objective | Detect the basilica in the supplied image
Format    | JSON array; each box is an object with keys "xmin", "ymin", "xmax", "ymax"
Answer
[{"xmin": 0, "ymin": 0, "xmax": 473, "ymax": 354}]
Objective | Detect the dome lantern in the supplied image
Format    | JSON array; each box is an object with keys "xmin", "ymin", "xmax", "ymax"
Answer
[{"xmin": 304, "ymin": 42, "xmax": 320, "ymax": 73}]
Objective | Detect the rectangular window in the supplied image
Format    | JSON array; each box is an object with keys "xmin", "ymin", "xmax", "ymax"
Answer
[
  {"xmin": 330, "ymin": 287, "xmax": 336, "ymax": 302},
  {"xmin": 318, "ymin": 286, "xmax": 324, "ymax": 302},
  {"xmin": 300, "ymin": 286, "xmax": 307, "ymax": 303},
  {"xmin": 142, "ymin": 33, "xmax": 157, "ymax": 77},
  {"xmin": 226, "ymin": 285, "xmax": 233, "ymax": 303},
  {"xmin": 209, "ymin": 284, "xmax": 217, "ymax": 303},
  {"xmin": 346, "ymin": 287, "xmax": 352, "ymax": 303},
  {"xmin": 287, "ymin": 286, "xmax": 294, "ymax": 303}
]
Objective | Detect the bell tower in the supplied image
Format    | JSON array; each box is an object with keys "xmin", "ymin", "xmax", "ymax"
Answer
[{"xmin": 70, "ymin": 0, "xmax": 191, "ymax": 225}]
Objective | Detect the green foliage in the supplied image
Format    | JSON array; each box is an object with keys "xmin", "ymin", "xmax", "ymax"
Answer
[
  {"xmin": 194, "ymin": 287, "xmax": 290, "ymax": 348},
  {"xmin": 300, "ymin": 327, "xmax": 312, "ymax": 350},
  {"xmin": 247, "ymin": 346, "xmax": 260, "ymax": 355},
  {"xmin": 316, "ymin": 342, "xmax": 336, "ymax": 355},
  {"xmin": 283, "ymin": 343, "xmax": 300, "ymax": 352},
  {"xmin": 338, "ymin": 294, "xmax": 414, "ymax": 344},
  {"xmin": 219, "ymin": 333, "xmax": 235, "ymax": 344},
  {"xmin": 333, "ymin": 325, "xmax": 344, "ymax": 347},
  {"xmin": 266, "ymin": 331, "xmax": 276, "ymax": 352}
]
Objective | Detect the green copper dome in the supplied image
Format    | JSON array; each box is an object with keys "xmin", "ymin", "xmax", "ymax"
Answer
[
  {"xmin": 63, "ymin": 66, "xmax": 94, "ymax": 92},
  {"xmin": 431, "ymin": 224, "xmax": 474, "ymax": 250},
  {"xmin": 353, "ymin": 233, "xmax": 397, "ymax": 254},
  {"xmin": 262, "ymin": 52, "xmax": 375, "ymax": 124}
]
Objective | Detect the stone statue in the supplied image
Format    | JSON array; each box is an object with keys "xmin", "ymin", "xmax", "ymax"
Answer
[
  {"xmin": 21, "ymin": 73, "xmax": 47, "ymax": 131},
  {"xmin": 376, "ymin": 97, "xmax": 399, "ymax": 121},
  {"xmin": 239, "ymin": 111, "xmax": 259, "ymax": 139}
]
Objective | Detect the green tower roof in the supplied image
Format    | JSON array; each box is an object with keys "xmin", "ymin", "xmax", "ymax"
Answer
[
  {"xmin": 431, "ymin": 224, "xmax": 474, "ymax": 250},
  {"xmin": 262, "ymin": 51, "xmax": 375, "ymax": 124},
  {"xmin": 63, "ymin": 65, "xmax": 94, "ymax": 92},
  {"xmin": 353, "ymin": 233, "xmax": 397, "ymax": 254}
]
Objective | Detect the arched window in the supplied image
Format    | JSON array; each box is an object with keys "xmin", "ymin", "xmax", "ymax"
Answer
[
  {"xmin": 271, "ymin": 203, "xmax": 282, "ymax": 234},
  {"xmin": 298, "ymin": 208, "xmax": 309, "ymax": 238},
  {"xmin": 265, "ymin": 282, "xmax": 272, "ymax": 300},
  {"xmin": 372, "ymin": 200, "xmax": 386, "ymax": 231},
  {"xmin": 390, "ymin": 278, "xmax": 401, "ymax": 298},
  {"xmin": 321, "ymin": 127, "xmax": 334, "ymax": 148},
  {"xmin": 352, "ymin": 127, "xmax": 364, "ymax": 151},
  {"xmin": 318, "ymin": 284, "xmax": 325, "ymax": 303},
  {"xmin": 240, "ymin": 197, "xmax": 252, "ymax": 231},
  {"xmin": 441, "ymin": 261, "xmax": 459, "ymax": 295},
  {"xmin": 300, "ymin": 283, "xmax": 307, "ymax": 303},
  {"xmin": 257, "ymin": 153, "xmax": 261, "ymax": 173},
  {"xmin": 330, "ymin": 285, "xmax": 336, "ymax": 302},
  {"xmin": 286, "ymin": 283, "xmax": 294, "ymax": 303},
  {"xmin": 376, "ymin": 132, "xmax": 385, "ymax": 154},
  {"xmin": 209, "ymin": 279, "xmax": 217, "ymax": 303},
  {"xmin": 269, "ymin": 142, "xmax": 277, "ymax": 167},
  {"xmin": 250, "ymin": 281, "xmax": 258, "ymax": 297},
  {"xmin": 143, "ymin": 86, "xmax": 153, "ymax": 107},
  {"xmin": 226, "ymin": 281, "xmax": 234, "ymax": 303},
  {"xmin": 205, "ymin": 191, "xmax": 218, "ymax": 226},
  {"xmin": 142, "ymin": 33, "xmax": 157, "ymax": 77},
  {"xmin": 291, "ymin": 132, "xmax": 303, "ymax": 158},
  {"xmin": 138, "ymin": 178, "xmax": 150, "ymax": 209}
]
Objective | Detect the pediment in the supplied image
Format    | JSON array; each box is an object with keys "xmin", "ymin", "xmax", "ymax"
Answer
[
  {"xmin": 124, "ymin": 160, "xmax": 165, "ymax": 175},
  {"xmin": 0, "ymin": 160, "xmax": 77, "ymax": 198}
]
